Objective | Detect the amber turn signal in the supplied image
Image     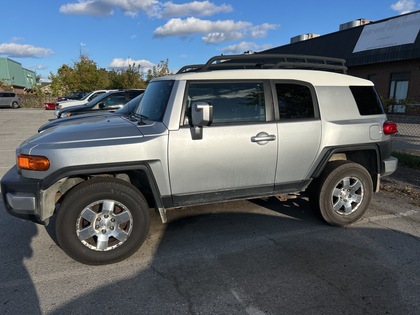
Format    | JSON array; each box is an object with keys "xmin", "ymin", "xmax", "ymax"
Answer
[{"xmin": 17, "ymin": 154, "xmax": 50, "ymax": 171}]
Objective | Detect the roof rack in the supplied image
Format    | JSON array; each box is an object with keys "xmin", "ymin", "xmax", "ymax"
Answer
[{"xmin": 177, "ymin": 54, "xmax": 348, "ymax": 74}]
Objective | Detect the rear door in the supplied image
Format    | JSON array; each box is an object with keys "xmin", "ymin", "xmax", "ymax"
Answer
[
  {"xmin": 168, "ymin": 80, "xmax": 278, "ymax": 206},
  {"xmin": 273, "ymin": 81, "xmax": 322, "ymax": 187}
]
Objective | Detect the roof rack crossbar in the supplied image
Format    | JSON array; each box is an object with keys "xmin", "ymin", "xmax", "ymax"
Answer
[{"xmin": 177, "ymin": 54, "xmax": 347, "ymax": 74}]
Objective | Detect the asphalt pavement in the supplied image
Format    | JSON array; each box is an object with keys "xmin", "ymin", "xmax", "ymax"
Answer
[{"xmin": 0, "ymin": 109, "xmax": 419, "ymax": 314}]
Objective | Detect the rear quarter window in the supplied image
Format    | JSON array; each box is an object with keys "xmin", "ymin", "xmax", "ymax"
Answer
[{"xmin": 350, "ymin": 86, "xmax": 384, "ymax": 115}]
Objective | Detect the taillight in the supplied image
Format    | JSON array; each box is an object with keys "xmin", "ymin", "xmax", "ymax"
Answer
[
  {"xmin": 383, "ymin": 120, "xmax": 398, "ymax": 135},
  {"xmin": 18, "ymin": 154, "xmax": 50, "ymax": 171}
]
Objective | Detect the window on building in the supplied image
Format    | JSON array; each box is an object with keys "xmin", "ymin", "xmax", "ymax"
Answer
[
  {"xmin": 389, "ymin": 72, "xmax": 410, "ymax": 100},
  {"xmin": 367, "ymin": 74, "xmax": 378, "ymax": 86}
]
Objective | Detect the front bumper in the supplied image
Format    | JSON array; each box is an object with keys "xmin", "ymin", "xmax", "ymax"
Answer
[{"xmin": 1, "ymin": 166, "xmax": 47, "ymax": 225}]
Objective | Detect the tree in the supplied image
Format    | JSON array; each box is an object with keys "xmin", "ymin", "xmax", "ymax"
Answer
[
  {"xmin": 145, "ymin": 59, "xmax": 170, "ymax": 84},
  {"xmin": 49, "ymin": 55, "xmax": 171, "ymax": 96}
]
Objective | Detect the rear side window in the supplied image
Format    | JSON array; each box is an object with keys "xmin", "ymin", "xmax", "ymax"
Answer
[
  {"xmin": 275, "ymin": 83, "xmax": 315, "ymax": 119},
  {"xmin": 350, "ymin": 86, "xmax": 384, "ymax": 115}
]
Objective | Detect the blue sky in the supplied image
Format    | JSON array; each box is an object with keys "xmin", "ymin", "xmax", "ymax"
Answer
[{"xmin": 0, "ymin": 0, "xmax": 419, "ymax": 81}]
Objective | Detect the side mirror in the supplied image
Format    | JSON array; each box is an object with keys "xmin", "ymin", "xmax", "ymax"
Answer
[
  {"xmin": 98, "ymin": 102, "xmax": 105, "ymax": 109},
  {"xmin": 190, "ymin": 102, "xmax": 213, "ymax": 140},
  {"xmin": 191, "ymin": 102, "xmax": 213, "ymax": 126}
]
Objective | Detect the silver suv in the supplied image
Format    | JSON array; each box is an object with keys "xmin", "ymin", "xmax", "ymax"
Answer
[
  {"xmin": 1, "ymin": 54, "xmax": 398, "ymax": 265},
  {"xmin": 0, "ymin": 91, "xmax": 20, "ymax": 108}
]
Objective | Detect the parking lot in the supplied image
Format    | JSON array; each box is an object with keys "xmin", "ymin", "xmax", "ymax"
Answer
[{"xmin": 0, "ymin": 109, "xmax": 419, "ymax": 314}]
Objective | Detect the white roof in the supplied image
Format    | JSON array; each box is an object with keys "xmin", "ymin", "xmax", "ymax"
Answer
[{"xmin": 155, "ymin": 69, "xmax": 373, "ymax": 87}]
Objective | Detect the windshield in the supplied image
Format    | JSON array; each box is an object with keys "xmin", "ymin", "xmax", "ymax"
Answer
[
  {"xmin": 135, "ymin": 80, "xmax": 174, "ymax": 121},
  {"xmin": 116, "ymin": 94, "xmax": 143, "ymax": 115},
  {"xmin": 84, "ymin": 92, "xmax": 111, "ymax": 107}
]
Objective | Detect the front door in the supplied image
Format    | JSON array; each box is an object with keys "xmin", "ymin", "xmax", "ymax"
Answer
[{"xmin": 168, "ymin": 81, "xmax": 277, "ymax": 206}]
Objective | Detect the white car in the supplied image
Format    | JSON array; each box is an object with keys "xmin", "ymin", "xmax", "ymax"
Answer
[{"xmin": 54, "ymin": 90, "xmax": 115, "ymax": 118}]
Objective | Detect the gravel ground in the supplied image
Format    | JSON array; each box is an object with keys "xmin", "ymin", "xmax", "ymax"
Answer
[{"xmin": 381, "ymin": 165, "xmax": 420, "ymax": 207}]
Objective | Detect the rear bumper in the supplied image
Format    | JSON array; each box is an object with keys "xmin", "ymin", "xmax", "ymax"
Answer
[{"xmin": 381, "ymin": 156, "xmax": 398, "ymax": 177}]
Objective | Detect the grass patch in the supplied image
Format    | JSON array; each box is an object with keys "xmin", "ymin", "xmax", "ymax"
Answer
[{"xmin": 392, "ymin": 151, "xmax": 420, "ymax": 170}]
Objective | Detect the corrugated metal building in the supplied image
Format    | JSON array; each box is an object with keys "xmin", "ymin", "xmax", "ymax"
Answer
[
  {"xmin": 0, "ymin": 58, "xmax": 37, "ymax": 93},
  {"xmin": 262, "ymin": 10, "xmax": 420, "ymax": 105}
]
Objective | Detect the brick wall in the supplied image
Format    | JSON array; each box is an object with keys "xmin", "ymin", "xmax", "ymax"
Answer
[{"xmin": 348, "ymin": 59, "xmax": 420, "ymax": 102}]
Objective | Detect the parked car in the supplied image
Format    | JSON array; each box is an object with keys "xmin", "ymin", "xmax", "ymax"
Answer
[
  {"xmin": 56, "ymin": 89, "xmax": 144, "ymax": 118},
  {"xmin": 0, "ymin": 91, "xmax": 20, "ymax": 108},
  {"xmin": 57, "ymin": 91, "xmax": 85, "ymax": 102},
  {"xmin": 54, "ymin": 90, "xmax": 114, "ymax": 117},
  {"xmin": 1, "ymin": 53, "xmax": 398, "ymax": 265},
  {"xmin": 39, "ymin": 93, "xmax": 143, "ymax": 132},
  {"xmin": 44, "ymin": 102, "xmax": 55, "ymax": 110}
]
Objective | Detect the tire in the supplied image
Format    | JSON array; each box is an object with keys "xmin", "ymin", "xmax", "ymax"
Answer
[
  {"xmin": 55, "ymin": 178, "xmax": 150, "ymax": 265},
  {"xmin": 11, "ymin": 101, "xmax": 19, "ymax": 109},
  {"xmin": 309, "ymin": 161, "xmax": 373, "ymax": 226}
]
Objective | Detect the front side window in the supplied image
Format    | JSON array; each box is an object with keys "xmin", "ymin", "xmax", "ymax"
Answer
[
  {"xmin": 275, "ymin": 83, "xmax": 315, "ymax": 119},
  {"xmin": 185, "ymin": 81, "xmax": 266, "ymax": 124},
  {"xmin": 137, "ymin": 80, "xmax": 174, "ymax": 121}
]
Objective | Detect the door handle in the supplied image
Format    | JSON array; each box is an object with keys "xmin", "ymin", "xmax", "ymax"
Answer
[{"xmin": 251, "ymin": 132, "xmax": 276, "ymax": 145}]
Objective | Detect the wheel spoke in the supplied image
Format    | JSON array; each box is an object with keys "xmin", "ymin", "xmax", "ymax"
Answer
[
  {"xmin": 342, "ymin": 177, "xmax": 350, "ymax": 188},
  {"xmin": 352, "ymin": 194, "xmax": 362, "ymax": 203},
  {"xmin": 333, "ymin": 199, "xmax": 344, "ymax": 211},
  {"xmin": 80, "ymin": 208, "xmax": 97, "ymax": 223},
  {"xmin": 350, "ymin": 180, "xmax": 362, "ymax": 193},
  {"xmin": 333, "ymin": 188, "xmax": 341, "ymax": 197},
  {"xmin": 101, "ymin": 200, "xmax": 115, "ymax": 215},
  {"xmin": 114, "ymin": 211, "xmax": 131, "ymax": 225},
  {"xmin": 112, "ymin": 228, "xmax": 129, "ymax": 242},
  {"xmin": 96, "ymin": 234, "xmax": 110, "ymax": 250},
  {"xmin": 343, "ymin": 202, "xmax": 353, "ymax": 213},
  {"xmin": 78, "ymin": 225, "xmax": 97, "ymax": 240}
]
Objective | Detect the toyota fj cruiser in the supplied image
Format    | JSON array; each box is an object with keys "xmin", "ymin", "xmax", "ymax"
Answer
[{"xmin": 1, "ymin": 54, "xmax": 398, "ymax": 265}]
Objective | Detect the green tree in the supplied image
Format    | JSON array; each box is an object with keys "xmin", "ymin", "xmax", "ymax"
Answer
[{"xmin": 145, "ymin": 59, "xmax": 170, "ymax": 84}]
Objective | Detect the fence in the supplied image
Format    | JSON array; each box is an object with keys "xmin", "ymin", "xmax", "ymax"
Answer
[{"xmin": 389, "ymin": 114, "xmax": 420, "ymax": 156}]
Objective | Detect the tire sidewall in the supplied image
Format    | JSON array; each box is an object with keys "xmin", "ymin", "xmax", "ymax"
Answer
[{"xmin": 56, "ymin": 178, "xmax": 150, "ymax": 265}]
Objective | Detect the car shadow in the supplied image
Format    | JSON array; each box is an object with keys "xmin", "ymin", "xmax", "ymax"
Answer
[
  {"xmin": 0, "ymin": 202, "xmax": 41, "ymax": 314},
  {"xmin": 48, "ymin": 198, "xmax": 419, "ymax": 314}
]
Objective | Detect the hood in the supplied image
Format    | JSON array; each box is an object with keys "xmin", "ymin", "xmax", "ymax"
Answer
[
  {"xmin": 39, "ymin": 112, "xmax": 117, "ymax": 132},
  {"xmin": 23, "ymin": 115, "xmax": 143, "ymax": 147}
]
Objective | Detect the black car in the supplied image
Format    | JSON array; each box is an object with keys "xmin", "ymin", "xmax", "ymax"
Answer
[
  {"xmin": 39, "ymin": 93, "xmax": 143, "ymax": 132},
  {"xmin": 57, "ymin": 89, "xmax": 144, "ymax": 118}
]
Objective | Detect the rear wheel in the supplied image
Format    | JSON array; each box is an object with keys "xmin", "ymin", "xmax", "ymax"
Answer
[
  {"xmin": 309, "ymin": 161, "xmax": 373, "ymax": 226},
  {"xmin": 11, "ymin": 101, "xmax": 19, "ymax": 109},
  {"xmin": 56, "ymin": 178, "xmax": 150, "ymax": 265}
]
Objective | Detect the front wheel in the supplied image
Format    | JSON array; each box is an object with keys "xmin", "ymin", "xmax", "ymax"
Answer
[
  {"xmin": 309, "ymin": 161, "xmax": 373, "ymax": 226},
  {"xmin": 56, "ymin": 178, "xmax": 150, "ymax": 265},
  {"xmin": 11, "ymin": 101, "xmax": 19, "ymax": 109}
]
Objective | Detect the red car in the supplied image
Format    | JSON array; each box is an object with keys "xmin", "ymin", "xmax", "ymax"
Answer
[{"xmin": 44, "ymin": 102, "xmax": 55, "ymax": 110}]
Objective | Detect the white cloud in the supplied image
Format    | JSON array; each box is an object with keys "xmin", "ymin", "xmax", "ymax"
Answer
[
  {"xmin": 60, "ymin": 0, "xmax": 160, "ymax": 17},
  {"xmin": 221, "ymin": 41, "xmax": 273, "ymax": 54},
  {"xmin": 161, "ymin": 1, "xmax": 232, "ymax": 17},
  {"xmin": 154, "ymin": 17, "xmax": 278, "ymax": 44},
  {"xmin": 108, "ymin": 57, "xmax": 155, "ymax": 72},
  {"xmin": 0, "ymin": 43, "xmax": 53, "ymax": 58},
  {"xmin": 391, "ymin": 0, "xmax": 418, "ymax": 14}
]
